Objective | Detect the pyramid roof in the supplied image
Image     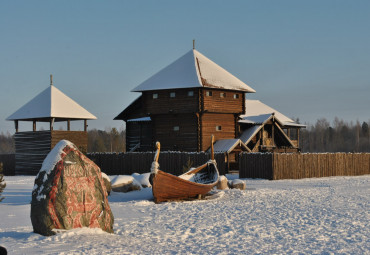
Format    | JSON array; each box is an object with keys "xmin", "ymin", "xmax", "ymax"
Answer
[
  {"xmin": 132, "ymin": 49, "xmax": 256, "ymax": 93},
  {"xmin": 7, "ymin": 85, "xmax": 97, "ymax": 121}
]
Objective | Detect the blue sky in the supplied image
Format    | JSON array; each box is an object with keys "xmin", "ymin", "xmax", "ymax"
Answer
[{"xmin": 1, "ymin": 0, "xmax": 369, "ymax": 133}]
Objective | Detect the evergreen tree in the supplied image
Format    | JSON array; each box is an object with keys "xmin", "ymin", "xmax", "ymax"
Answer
[{"xmin": 0, "ymin": 163, "xmax": 6, "ymax": 202}]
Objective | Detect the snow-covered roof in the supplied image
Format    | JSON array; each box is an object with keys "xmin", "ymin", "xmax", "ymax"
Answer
[
  {"xmin": 127, "ymin": 117, "xmax": 151, "ymax": 122},
  {"xmin": 132, "ymin": 49, "xmax": 256, "ymax": 93},
  {"xmin": 239, "ymin": 125, "xmax": 263, "ymax": 145},
  {"xmin": 209, "ymin": 139, "xmax": 250, "ymax": 153},
  {"xmin": 239, "ymin": 100, "xmax": 305, "ymax": 127},
  {"xmin": 238, "ymin": 113, "xmax": 273, "ymax": 125},
  {"xmin": 7, "ymin": 85, "xmax": 97, "ymax": 121}
]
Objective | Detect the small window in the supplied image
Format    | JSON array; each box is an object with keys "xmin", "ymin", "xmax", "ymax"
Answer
[
  {"xmin": 216, "ymin": 126, "xmax": 222, "ymax": 131},
  {"xmin": 153, "ymin": 93, "xmax": 158, "ymax": 99},
  {"xmin": 206, "ymin": 91, "xmax": 213, "ymax": 97},
  {"xmin": 170, "ymin": 92, "xmax": 176, "ymax": 98},
  {"xmin": 220, "ymin": 92, "xmax": 226, "ymax": 98},
  {"xmin": 174, "ymin": 126, "xmax": 180, "ymax": 131},
  {"xmin": 188, "ymin": 91, "xmax": 194, "ymax": 96},
  {"xmin": 233, "ymin": 94, "xmax": 239, "ymax": 99}
]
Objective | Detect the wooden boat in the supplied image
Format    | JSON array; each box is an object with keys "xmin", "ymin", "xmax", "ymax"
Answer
[{"xmin": 150, "ymin": 136, "xmax": 219, "ymax": 203}]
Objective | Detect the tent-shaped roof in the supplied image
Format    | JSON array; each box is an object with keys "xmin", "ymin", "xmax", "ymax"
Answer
[
  {"xmin": 132, "ymin": 49, "xmax": 256, "ymax": 93},
  {"xmin": 239, "ymin": 100, "xmax": 305, "ymax": 127},
  {"xmin": 7, "ymin": 85, "xmax": 97, "ymax": 121},
  {"xmin": 208, "ymin": 139, "xmax": 250, "ymax": 153}
]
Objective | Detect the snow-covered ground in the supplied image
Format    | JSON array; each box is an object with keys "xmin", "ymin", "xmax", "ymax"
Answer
[{"xmin": 1, "ymin": 175, "xmax": 369, "ymax": 254}]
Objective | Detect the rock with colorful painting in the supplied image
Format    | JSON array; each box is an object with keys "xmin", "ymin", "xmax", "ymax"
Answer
[{"xmin": 31, "ymin": 140, "xmax": 114, "ymax": 236}]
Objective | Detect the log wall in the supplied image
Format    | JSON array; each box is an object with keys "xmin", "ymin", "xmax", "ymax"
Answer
[
  {"xmin": 201, "ymin": 113, "xmax": 236, "ymax": 151},
  {"xmin": 143, "ymin": 89, "xmax": 199, "ymax": 114},
  {"xmin": 51, "ymin": 131, "xmax": 88, "ymax": 153},
  {"xmin": 153, "ymin": 114, "xmax": 198, "ymax": 151},
  {"xmin": 14, "ymin": 131, "xmax": 52, "ymax": 175},
  {"xmin": 240, "ymin": 153, "xmax": 370, "ymax": 180},
  {"xmin": 202, "ymin": 89, "xmax": 243, "ymax": 113}
]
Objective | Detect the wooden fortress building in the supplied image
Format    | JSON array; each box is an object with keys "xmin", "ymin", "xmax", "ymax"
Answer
[{"xmin": 115, "ymin": 48, "xmax": 304, "ymax": 153}]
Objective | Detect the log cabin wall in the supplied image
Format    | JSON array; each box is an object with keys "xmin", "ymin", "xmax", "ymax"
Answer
[
  {"xmin": 202, "ymin": 89, "xmax": 244, "ymax": 114},
  {"xmin": 201, "ymin": 113, "xmax": 236, "ymax": 151},
  {"xmin": 143, "ymin": 89, "xmax": 199, "ymax": 114},
  {"xmin": 153, "ymin": 114, "xmax": 198, "ymax": 151}
]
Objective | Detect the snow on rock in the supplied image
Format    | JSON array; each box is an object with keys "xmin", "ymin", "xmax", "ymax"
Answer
[
  {"xmin": 111, "ymin": 175, "xmax": 141, "ymax": 193},
  {"xmin": 230, "ymin": 179, "xmax": 246, "ymax": 190},
  {"xmin": 101, "ymin": 172, "xmax": 112, "ymax": 195},
  {"xmin": 31, "ymin": 140, "xmax": 114, "ymax": 236}
]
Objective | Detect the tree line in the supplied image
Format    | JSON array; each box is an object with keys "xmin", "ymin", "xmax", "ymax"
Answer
[
  {"xmin": 300, "ymin": 118, "xmax": 370, "ymax": 152},
  {"xmin": 0, "ymin": 118, "xmax": 369, "ymax": 153}
]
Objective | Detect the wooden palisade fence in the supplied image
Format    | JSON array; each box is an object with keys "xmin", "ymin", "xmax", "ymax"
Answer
[
  {"xmin": 87, "ymin": 152, "xmax": 227, "ymax": 176},
  {"xmin": 2, "ymin": 152, "xmax": 369, "ymax": 179},
  {"xmin": 1, "ymin": 152, "xmax": 227, "ymax": 176},
  {"xmin": 240, "ymin": 153, "xmax": 370, "ymax": 180}
]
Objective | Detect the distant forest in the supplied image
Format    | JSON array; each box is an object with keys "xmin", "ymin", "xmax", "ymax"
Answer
[
  {"xmin": 0, "ymin": 118, "xmax": 369, "ymax": 153},
  {"xmin": 300, "ymin": 118, "xmax": 370, "ymax": 153}
]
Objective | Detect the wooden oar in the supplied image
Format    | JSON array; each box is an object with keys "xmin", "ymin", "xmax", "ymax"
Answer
[{"xmin": 185, "ymin": 163, "xmax": 207, "ymax": 175}]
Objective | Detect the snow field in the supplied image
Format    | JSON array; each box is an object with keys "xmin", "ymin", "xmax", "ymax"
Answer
[{"xmin": 0, "ymin": 175, "xmax": 369, "ymax": 254}]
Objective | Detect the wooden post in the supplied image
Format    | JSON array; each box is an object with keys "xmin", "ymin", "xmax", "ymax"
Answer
[
  {"xmin": 50, "ymin": 118, "xmax": 54, "ymax": 131},
  {"xmin": 272, "ymin": 123, "xmax": 275, "ymax": 146},
  {"xmin": 14, "ymin": 120, "xmax": 19, "ymax": 133},
  {"xmin": 84, "ymin": 120, "xmax": 87, "ymax": 132},
  {"xmin": 67, "ymin": 119, "xmax": 71, "ymax": 131},
  {"xmin": 33, "ymin": 120, "xmax": 36, "ymax": 132}
]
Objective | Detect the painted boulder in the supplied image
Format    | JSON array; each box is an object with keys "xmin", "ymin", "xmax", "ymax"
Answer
[{"xmin": 31, "ymin": 140, "xmax": 114, "ymax": 236}]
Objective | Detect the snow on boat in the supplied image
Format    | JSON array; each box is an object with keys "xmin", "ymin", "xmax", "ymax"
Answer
[{"xmin": 150, "ymin": 136, "xmax": 219, "ymax": 203}]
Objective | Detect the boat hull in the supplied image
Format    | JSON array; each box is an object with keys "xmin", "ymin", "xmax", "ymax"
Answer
[{"xmin": 151, "ymin": 169, "xmax": 218, "ymax": 203}]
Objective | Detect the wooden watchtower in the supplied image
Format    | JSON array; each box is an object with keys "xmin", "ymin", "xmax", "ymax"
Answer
[{"xmin": 7, "ymin": 75, "xmax": 97, "ymax": 175}]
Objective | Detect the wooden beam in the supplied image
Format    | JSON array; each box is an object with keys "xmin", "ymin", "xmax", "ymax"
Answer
[
  {"xmin": 33, "ymin": 121, "xmax": 36, "ymax": 132},
  {"xmin": 67, "ymin": 120, "xmax": 71, "ymax": 131},
  {"xmin": 84, "ymin": 120, "xmax": 87, "ymax": 132}
]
